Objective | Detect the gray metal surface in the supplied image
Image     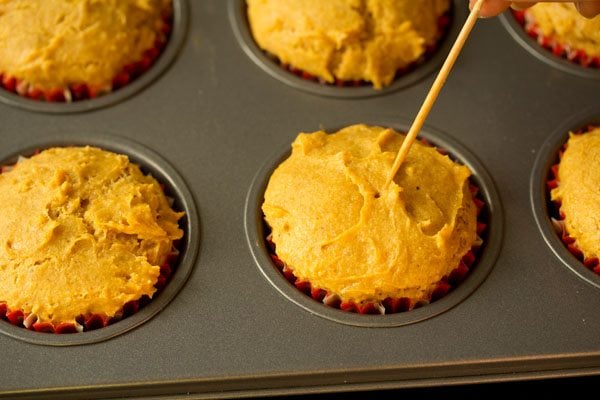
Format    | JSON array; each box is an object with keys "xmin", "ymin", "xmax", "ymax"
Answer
[{"xmin": 0, "ymin": 0, "xmax": 599, "ymax": 398}]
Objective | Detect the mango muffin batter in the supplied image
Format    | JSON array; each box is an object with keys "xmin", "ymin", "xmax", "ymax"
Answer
[
  {"xmin": 551, "ymin": 127, "xmax": 600, "ymax": 261},
  {"xmin": 247, "ymin": 0, "xmax": 451, "ymax": 89},
  {"xmin": 0, "ymin": 147, "xmax": 184, "ymax": 326},
  {"xmin": 0, "ymin": 0, "xmax": 172, "ymax": 92},
  {"xmin": 528, "ymin": 3, "xmax": 600, "ymax": 58},
  {"xmin": 263, "ymin": 125, "xmax": 477, "ymax": 305}
]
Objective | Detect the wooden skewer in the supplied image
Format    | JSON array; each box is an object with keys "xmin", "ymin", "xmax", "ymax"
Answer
[{"xmin": 384, "ymin": 0, "xmax": 486, "ymax": 188}]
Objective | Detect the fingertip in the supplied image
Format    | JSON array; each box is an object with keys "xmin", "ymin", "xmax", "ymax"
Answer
[
  {"xmin": 510, "ymin": 2, "xmax": 537, "ymax": 12},
  {"xmin": 471, "ymin": 1, "xmax": 512, "ymax": 18},
  {"xmin": 575, "ymin": 1, "xmax": 600, "ymax": 19}
]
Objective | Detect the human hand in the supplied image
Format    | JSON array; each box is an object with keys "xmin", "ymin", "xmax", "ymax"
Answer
[{"xmin": 469, "ymin": 1, "xmax": 600, "ymax": 18}]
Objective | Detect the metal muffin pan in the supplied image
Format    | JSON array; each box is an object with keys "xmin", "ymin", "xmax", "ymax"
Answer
[{"xmin": 1, "ymin": 0, "xmax": 600, "ymax": 398}]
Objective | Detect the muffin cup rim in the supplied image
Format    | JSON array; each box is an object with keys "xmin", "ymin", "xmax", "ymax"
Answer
[
  {"xmin": 0, "ymin": 132, "xmax": 200, "ymax": 346},
  {"xmin": 244, "ymin": 118, "xmax": 503, "ymax": 328}
]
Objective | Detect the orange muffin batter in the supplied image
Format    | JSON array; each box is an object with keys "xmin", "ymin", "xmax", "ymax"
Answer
[
  {"xmin": 0, "ymin": 147, "xmax": 184, "ymax": 325},
  {"xmin": 247, "ymin": 0, "xmax": 450, "ymax": 88},
  {"xmin": 263, "ymin": 125, "xmax": 477, "ymax": 305},
  {"xmin": 528, "ymin": 3, "xmax": 600, "ymax": 58},
  {"xmin": 551, "ymin": 127, "xmax": 600, "ymax": 261},
  {"xmin": 0, "ymin": 0, "xmax": 172, "ymax": 92}
]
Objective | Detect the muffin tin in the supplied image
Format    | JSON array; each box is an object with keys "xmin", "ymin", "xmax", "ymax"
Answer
[{"xmin": 1, "ymin": 0, "xmax": 599, "ymax": 398}]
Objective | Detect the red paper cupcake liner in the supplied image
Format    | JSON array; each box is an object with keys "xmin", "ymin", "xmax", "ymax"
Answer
[
  {"xmin": 0, "ymin": 155, "xmax": 183, "ymax": 334},
  {"xmin": 547, "ymin": 126, "xmax": 600, "ymax": 276},
  {"xmin": 264, "ymin": 140, "xmax": 488, "ymax": 315},
  {"xmin": 275, "ymin": 12, "xmax": 453, "ymax": 87},
  {"xmin": 0, "ymin": 11, "xmax": 173, "ymax": 102},
  {"xmin": 512, "ymin": 9, "xmax": 600, "ymax": 69}
]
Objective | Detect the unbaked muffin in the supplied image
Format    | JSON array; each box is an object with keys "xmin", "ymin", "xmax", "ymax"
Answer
[
  {"xmin": 0, "ymin": 0, "xmax": 173, "ymax": 101},
  {"xmin": 550, "ymin": 126, "xmax": 600, "ymax": 271},
  {"xmin": 247, "ymin": 0, "xmax": 451, "ymax": 89},
  {"xmin": 262, "ymin": 124, "xmax": 481, "ymax": 313},
  {"xmin": 0, "ymin": 147, "xmax": 184, "ymax": 332}
]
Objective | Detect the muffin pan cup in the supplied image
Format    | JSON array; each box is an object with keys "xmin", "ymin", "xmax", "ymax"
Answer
[
  {"xmin": 229, "ymin": 0, "xmax": 467, "ymax": 98},
  {"xmin": 245, "ymin": 120, "xmax": 502, "ymax": 328},
  {"xmin": 531, "ymin": 106, "xmax": 600, "ymax": 290},
  {"xmin": 1, "ymin": 1, "xmax": 600, "ymax": 398},
  {"xmin": 0, "ymin": 133, "xmax": 199, "ymax": 346},
  {"xmin": 0, "ymin": 0, "xmax": 189, "ymax": 114},
  {"xmin": 500, "ymin": 10, "xmax": 600, "ymax": 79}
]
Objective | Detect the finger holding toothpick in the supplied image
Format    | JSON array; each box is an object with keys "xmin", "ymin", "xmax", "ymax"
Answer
[{"xmin": 384, "ymin": 0, "xmax": 486, "ymax": 188}]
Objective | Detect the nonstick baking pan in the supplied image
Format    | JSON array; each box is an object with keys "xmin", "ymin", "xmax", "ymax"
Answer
[{"xmin": 1, "ymin": 1, "xmax": 599, "ymax": 398}]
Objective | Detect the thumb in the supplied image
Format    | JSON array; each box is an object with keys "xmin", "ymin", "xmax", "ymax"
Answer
[
  {"xmin": 510, "ymin": 2, "xmax": 537, "ymax": 11},
  {"xmin": 575, "ymin": 1, "xmax": 600, "ymax": 18},
  {"xmin": 470, "ymin": 0, "xmax": 511, "ymax": 17}
]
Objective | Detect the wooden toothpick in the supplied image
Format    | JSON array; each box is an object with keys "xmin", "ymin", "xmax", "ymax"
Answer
[{"xmin": 384, "ymin": 0, "xmax": 486, "ymax": 188}]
